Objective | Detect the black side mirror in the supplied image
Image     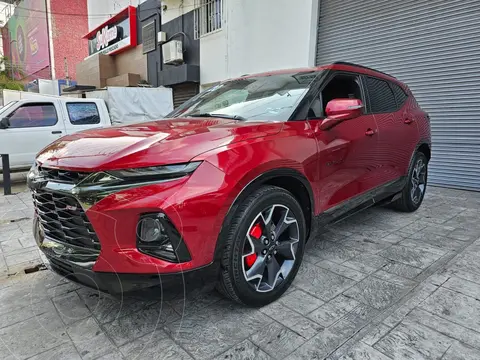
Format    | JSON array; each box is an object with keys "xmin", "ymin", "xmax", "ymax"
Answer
[{"xmin": 0, "ymin": 117, "xmax": 10, "ymax": 129}]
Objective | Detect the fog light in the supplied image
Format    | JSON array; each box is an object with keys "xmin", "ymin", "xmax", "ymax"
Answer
[
  {"xmin": 137, "ymin": 213, "xmax": 186, "ymax": 262},
  {"xmin": 139, "ymin": 217, "xmax": 168, "ymax": 244}
]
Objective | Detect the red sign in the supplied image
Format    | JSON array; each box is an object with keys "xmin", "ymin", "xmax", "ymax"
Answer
[{"xmin": 84, "ymin": 6, "xmax": 137, "ymax": 57}]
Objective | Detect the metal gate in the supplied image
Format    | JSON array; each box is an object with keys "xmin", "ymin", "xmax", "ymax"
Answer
[
  {"xmin": 316, "ymin": 0, "xmax": 480, "ymax": 190},
  {"xmin": 172, "ymin": 82, "xmax": 199, "ymax": 109}
]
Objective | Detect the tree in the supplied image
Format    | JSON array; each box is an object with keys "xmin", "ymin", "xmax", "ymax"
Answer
[{"xmin": 0, "ymin": 56, "xmax": 24, "ymax": 91}]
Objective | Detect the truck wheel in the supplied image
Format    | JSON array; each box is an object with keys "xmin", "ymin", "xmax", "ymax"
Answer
[
  {"xmin": 216, "ymin": 185, "xmax": 306, "ymax": 307},
  {"xmin": 391, "ymin": 151, "xmax": 428, "ymax": 212}
]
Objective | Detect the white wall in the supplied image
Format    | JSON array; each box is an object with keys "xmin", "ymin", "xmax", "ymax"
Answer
[
  {"xmin": 0, "ymin": 1, "xmax": 15, "ymax": 69},
  {"xmin": 200, "ymin": 0, "xmax": 319, "ymax": 86},
  {"xmin": 87, "ymin": 0, "xmax": 148, "ymax": 31},
  {"xmin": 161, "ymin": 0, "xmax": 196, "ymax": 24}
]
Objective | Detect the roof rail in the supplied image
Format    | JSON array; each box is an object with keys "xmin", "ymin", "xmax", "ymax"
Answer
[{"xmin": 332, "ymin": 61, "xmax": 396, "ymax": 79}]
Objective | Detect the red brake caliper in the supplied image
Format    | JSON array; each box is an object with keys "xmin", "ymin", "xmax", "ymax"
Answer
[{"xmin": 245, "ymin": 223, "xmax": 261, "ymax": 268}]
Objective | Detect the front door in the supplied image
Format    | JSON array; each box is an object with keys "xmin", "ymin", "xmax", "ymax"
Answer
[
  {"xmin": 0, "ymin": 102, "xmax": 65, "ymax": 169},
  {"xmin": 307, "ymin": 72, "xmax": 380, "ymax": 212}
]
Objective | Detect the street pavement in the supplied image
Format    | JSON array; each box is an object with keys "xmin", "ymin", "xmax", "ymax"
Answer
[{"xmin": 0, "ymin": 186, "xmax": 480, "ymax": 359}]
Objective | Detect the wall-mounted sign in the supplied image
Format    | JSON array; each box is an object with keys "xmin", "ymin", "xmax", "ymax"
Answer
[
  {"xmin": 1, "ymin": 0, "xmax": 50, "ymax": 78},
  {"xmin": 84, "ymin": 6, "xmax": 137, "ymax": 58}
]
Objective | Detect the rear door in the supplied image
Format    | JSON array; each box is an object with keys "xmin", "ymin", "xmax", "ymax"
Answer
[
  {"xmin": 364, "ymin": 76, "xmax": 418, "ymax": 182},
  {"xmin": 0, "ymin": 101, "xmax": 65, "ymax": 169},
  {"xmin": 62, "ymin": 101, "xmax": 104, "ymax": 135}
]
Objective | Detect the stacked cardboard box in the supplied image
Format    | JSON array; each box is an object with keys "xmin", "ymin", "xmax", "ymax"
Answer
[
  {"xmin": 76, "ymin": 54, "xmax": 117, "ymax": 88},
  {"xmin": 106, "ymin": 73, "xmax": 141, "ymax": 87}
]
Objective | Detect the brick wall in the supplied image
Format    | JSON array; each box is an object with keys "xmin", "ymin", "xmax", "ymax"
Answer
[{"xmin": 50, "ymin": 0, "xmax": 89, "ymax": 80}]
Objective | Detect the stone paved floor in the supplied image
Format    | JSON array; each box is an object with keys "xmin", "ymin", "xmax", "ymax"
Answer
[{"xmin": 0, "ymin": 186, "xmax": 480, "ymax": 359}]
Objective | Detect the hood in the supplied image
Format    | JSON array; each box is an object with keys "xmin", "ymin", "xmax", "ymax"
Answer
[{"xmin": 37, "ymin": 118, "xmax": 283, "ymax": 171}]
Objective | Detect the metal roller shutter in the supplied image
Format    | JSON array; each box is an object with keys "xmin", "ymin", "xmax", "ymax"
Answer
[
  {"xmin": 316, "ymin": 0, "xmax": 480, "ymax": 190},
  {"xmin": 172, "ymin": 83, "xmax": 199, "ymax": 109}
]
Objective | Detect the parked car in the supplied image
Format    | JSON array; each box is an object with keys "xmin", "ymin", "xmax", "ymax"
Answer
[{"xmin": 28, "ymin": 62, "xmax": 431, "ymax": 307}]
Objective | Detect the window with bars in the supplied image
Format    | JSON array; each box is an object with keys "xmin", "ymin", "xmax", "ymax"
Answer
[{"xmin": 194, "ymin": 0, "xmax": 223, "ymax": 39}]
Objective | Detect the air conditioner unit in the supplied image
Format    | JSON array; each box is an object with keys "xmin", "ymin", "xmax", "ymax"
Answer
[{"xmin": 162, "ymin": 40, "xmax": 183, "ymax": 65}]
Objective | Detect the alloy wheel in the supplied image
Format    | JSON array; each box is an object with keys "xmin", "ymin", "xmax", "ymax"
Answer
[
  {"xmin": 411, "ymin": 158, "xmax": 427, "ymax": 204},
  {"xmin": 242, "ymin": 204, "xmax": 299, "ymax": 292}
]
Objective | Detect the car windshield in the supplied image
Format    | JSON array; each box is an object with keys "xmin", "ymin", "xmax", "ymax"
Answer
[{"xmin": 166, "ymin": 70, "xmax": 324, "ymax": 121}]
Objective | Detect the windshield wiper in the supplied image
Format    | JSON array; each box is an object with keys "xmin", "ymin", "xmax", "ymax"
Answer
[{"xmin": 188, "ymin": 113, "xmax": 246, "ymax": 121}]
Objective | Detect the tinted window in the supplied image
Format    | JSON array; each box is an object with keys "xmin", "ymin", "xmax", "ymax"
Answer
[
  {"xmin": 365, "ymin": 77, "xmax": 396, "ymax": 113},
  {"xmin": 67, "ymin": 103, "xmax": 100, "ymax": 125},
  {"xmin": 391, "ymin": 83, "xmax": 408, "ymax": 107},
  {"xmin": 8, "ymin": 103, "xmax": 57, "ymax": 128}
]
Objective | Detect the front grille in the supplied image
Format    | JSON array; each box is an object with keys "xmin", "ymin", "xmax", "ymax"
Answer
[
  {"xmin": 38, "ymin": 166, "xmax": 90, "ymax": 184},
  {"xmin": 32, "ymin": 190, "xmax": 100, "ymax": 250}
]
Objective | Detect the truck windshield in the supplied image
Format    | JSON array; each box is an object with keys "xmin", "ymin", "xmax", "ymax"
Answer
[{"xmin": 166, "ymin": 70, "xmax": 324, "ymax": 121}]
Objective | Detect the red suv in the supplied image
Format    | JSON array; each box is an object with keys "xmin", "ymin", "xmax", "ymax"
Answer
[{"xmin": 28, "ymin": 62, "xmax": 430, "ymax": 306}]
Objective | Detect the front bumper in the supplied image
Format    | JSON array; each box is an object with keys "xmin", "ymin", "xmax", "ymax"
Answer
[
  {"xmin": 30, "ymin": 160, "xmax": 232, "ymax": 287},
  {"xmin": 45, "ymin": 254, "xmax": 219, "ymax": 295}
]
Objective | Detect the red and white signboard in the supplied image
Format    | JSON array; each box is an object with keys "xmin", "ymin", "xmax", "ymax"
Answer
[{"xmin": 84, "ymin": 6, "xmax": 137, "ymax": 58}]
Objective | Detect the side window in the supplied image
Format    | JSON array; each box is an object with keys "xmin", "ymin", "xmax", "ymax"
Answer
[
  {"xmin": 8, "ymin": 103, "xmax": 58, "ymax": 128},
  {"xmin": 307, "ymin": 97, "xmax": 323, "ymax": 119},
  {"xmin": 66, "ymin": 103, "xmax": 101, "ymax": 125},
  {"xmin": 365, "ymin": 77, "xmax": 396, "ymax": 113},
  {"xmin": 391, "ymin": 83, "xmax": 408, "ymax": 108}
]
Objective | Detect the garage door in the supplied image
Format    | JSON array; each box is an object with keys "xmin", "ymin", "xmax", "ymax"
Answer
[
  {"xmin": 316, "ymin": 0, "xmax": 480, "ymax": 191},
  {"xmin": 172, "ymin": 82, "xmax": 199, "ymax": 109}
]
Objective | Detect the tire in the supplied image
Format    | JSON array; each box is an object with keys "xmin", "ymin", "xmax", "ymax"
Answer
[
  {"xmin": 391, "ymin": 151, "xmax": 428, "ymax": 212},
  {"xmin": 216, "ymin": 185, "xmax": 306, "ymax": 307}
]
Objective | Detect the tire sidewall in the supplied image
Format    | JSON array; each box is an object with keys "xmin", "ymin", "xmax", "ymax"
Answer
[
  {"xmin": 406, "ymin": 152, "xmax": 428, "ymax": 211},
  {"xmin": 229, "ymin": 189, "xmax": 306, "ymax": 306}
]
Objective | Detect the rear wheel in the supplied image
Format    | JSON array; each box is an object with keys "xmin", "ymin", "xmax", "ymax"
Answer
[
  {"xmin": 216, "ymin": 186, "xmax": 306, "ymax": 307},
  {"xmin": 391, "ymin": 151, "xmax": 428, "ymax": 212}
]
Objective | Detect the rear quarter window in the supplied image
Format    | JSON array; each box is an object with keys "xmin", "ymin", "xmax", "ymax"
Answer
[
  {"xmin": 391, "ymin": 83, "xmax": 409, "ymax": 108},
  {"xmin": 66, "ymin": 103, "xmax": 101, "ymax": 125}
]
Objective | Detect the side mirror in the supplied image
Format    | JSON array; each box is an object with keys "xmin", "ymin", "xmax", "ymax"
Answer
[
  {"xmin": 320, "ymin": 98, "xmax": 363, "ymax": 130},
  {"xmin": 0, "ymin": 117, "xmax": 10, "ymax": 129}
]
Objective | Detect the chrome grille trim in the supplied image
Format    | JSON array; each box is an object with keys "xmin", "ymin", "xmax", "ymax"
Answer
[
  {"xmin": 38, "ymin": 166, "xmax": 91, "ymax": 184},
  {"xmin": 32, "ymin": 190, "xmax": 101, "ymax": 251}
]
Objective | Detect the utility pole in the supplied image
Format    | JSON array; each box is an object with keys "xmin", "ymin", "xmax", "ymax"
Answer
[{"xmin": 64, "ymin": 57, "xmax": 70, "ymax": 86}]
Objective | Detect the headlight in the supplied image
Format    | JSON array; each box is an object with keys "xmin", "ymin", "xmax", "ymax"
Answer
[
  {"xmin": 108, "ymin": 161, "xmax": 202, "ymax": 181},
  {"xmin": 27, "ymin": 162, "xmax": 39, "ymax": 180}
]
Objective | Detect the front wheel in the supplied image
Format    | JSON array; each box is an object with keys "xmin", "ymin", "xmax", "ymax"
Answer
[
  {"xmin": 391, "ymin": 151, "xmax": 428, "ymax": 212},
  {"xmin": 216, "ymin": 185, "xmax": 306, "ymax": 307}
]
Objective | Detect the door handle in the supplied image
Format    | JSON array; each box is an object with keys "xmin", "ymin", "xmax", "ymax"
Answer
[
  {"xmin": 365, "ymin": 129, "xmax": 376, "ymax": 136},
  {"xmin": 404, "ymin": 118, "xmax": 414, "ymax": 124},
  {"xmin": 51, "ymin": 131, "xmax": 62, "ymax": 134}
]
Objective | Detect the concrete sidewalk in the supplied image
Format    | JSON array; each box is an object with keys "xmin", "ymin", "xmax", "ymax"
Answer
[{"xmin": 0, "ymin": 186, "xmax": 479, "ymax": 359}]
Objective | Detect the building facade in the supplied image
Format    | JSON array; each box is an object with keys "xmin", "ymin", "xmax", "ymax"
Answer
[
  {"xmin": 1, "ymin": 0, "xmax": 89, "ymax": 82},
  {"xmin": 82, "ymin": 0, "xmax": 479, "ymax": 191}
]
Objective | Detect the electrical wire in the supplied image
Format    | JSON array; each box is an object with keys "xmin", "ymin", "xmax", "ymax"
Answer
[{"xmin": 9, "ymin": 3, "xmax": 198, "ymax": 18}]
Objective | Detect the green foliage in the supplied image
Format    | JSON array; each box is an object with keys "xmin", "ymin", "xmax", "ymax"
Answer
[{"xmin": 0, "ymin": 56, "xmax": 25, "ymax": 90}]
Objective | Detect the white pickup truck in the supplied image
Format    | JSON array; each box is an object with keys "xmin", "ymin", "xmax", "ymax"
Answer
[
  {"xmin": 0, "ymin": 88, "xmax": 174, "ymax": 170},
  {"xmin": 0, "ymin": 98, "xmax": 112, "ymax": 170}
]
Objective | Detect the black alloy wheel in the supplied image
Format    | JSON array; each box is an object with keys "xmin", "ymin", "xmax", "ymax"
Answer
[{"xmin": 242, "ymin": 204, "xmax": 300, "ymax": 292}]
